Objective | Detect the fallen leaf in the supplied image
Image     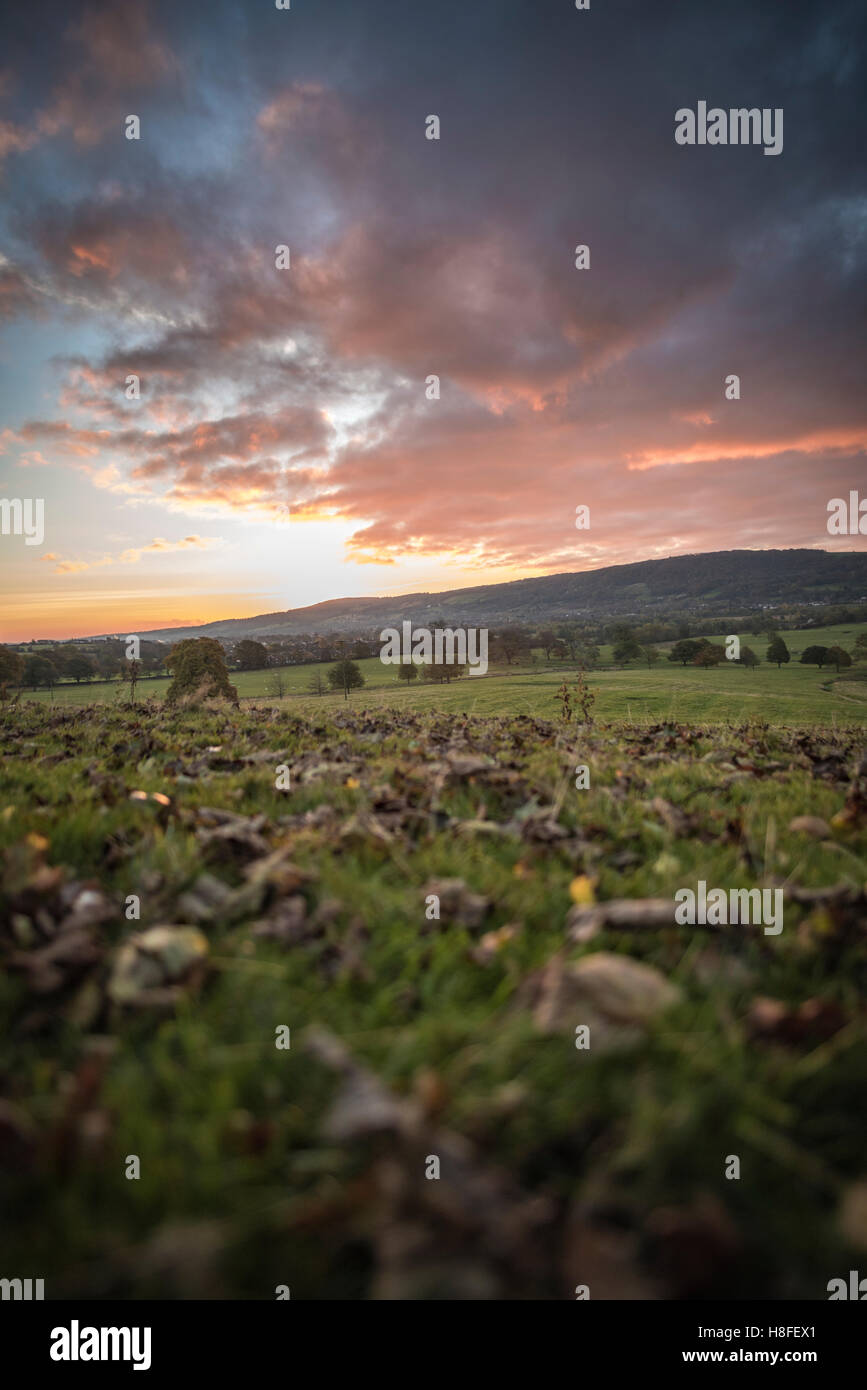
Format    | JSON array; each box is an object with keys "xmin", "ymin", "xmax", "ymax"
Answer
[
  {"xmin": 788, "ymin": 816, "xmax": 832, "ymax": 839},
  {"xmin": 569, "ymin": 875, "xmax": 596, "ymax": 906},
  {"xmin": 530, "ymin": 951, "xmax": 680, "ymax": 1045},
  {"xmin": 423, "ymin": 878, "xmax": 491, "ymax": 931},
  {"xmin": 469, "ymin": 923, "xmax": 520, "ymax": 965},
  {"xmin": 746, "ymin": 994, "xmax": 847, "ymax": 1045},
  {"xmin": 566, "ymin": 898, "xmax": 676, "ymax": 942},
  {"xmin": 108, "ymin": 926, "xmax": 209, "ymax": 1006}
]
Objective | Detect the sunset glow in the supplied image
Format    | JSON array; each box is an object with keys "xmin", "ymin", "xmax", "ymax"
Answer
[{"xmin": 1, "ymin": 0, "xmax": 864, "ymax": 639}]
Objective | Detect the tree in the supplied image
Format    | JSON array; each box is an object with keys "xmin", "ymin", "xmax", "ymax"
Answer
[
  {"xmin": 266, "ymin": 671, "xmax": 286, "ymax": 698},
  {"xmin": 235, "ymin": 639, "xmax": 269, "ymax": 671},
  {"xmin": 328, "ymin": 659, "xmax": 364, "ymax": 699},
  {"xmin": 740, "ymin": 646, "xmax": 760, "ymax": 668},
  {"xmin": 397, "ymin": 663, "xmax": 419, "ymax": 683},
  {"xmin": 825, "ymin": 646, "xmax": 852, "ymax": 673},
  {"xmin": 574, "ymin": 641, "xmax": 600, "ymax": 671},
  {"xmin": 421, "ymin": 659, "xmax": 466, "ymax": 684},
  {"xmin": 556, "ymin": 623, "xmax": 582, "ymax": 660},
  {"xmin": 24, "ymin": 655, "xmax": 58, "ymax": 689},
  {"xmin": 306, "ymin": 670, "xmax": 326, "ymax": 697},
  {"xmin": 140, "ymin": 640, "xmax": 168, "ymax": 674},
  {"xmin": 165, "ymin": 638, "xmax": 238, "ymax": 704},
  {"xmin": 94, "ymin": 645, "xmax": 122, "ymax": 680},
  {"xmin": 853, "ymin": 632, "xmax": 867, "ymax": 661},
  {"xmin": 490, "ymin": 628, "xmax": 532, "ymax": 666},
  {"xmin": 0, "ymin": 645, "xmax": 24, "ymax": 689},
  {"xmin": 800, "ymin": 645, "xmax": 829, "ymax": 669},
  {"xmin": 766, "ymin": 636, "xmax": 790, "ymax": 668},
  {"xmin": 66, "ymin": 655, "xmax": 96, "ymax": 683},
  {"xmin": 538, "ymin": 628, "xmax": 559, "ymax": 660},
  {"xmin": 668, "ymin": 639, "xmax": 702, "ymax": 666},
  {"xmin": 612, "ymin": 636, "xmax": 642, "ymax": 664},
  {"xmin": 694, "ymin": 644, "xmax": 725, "ymax": 668},
  {"xmin": 642, "ymin": 646, "xmax": 660, "ymax": 668}
]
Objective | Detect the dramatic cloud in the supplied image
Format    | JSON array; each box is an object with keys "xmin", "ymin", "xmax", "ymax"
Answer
[
  {"xmin": 0, "ymin": 0, "xmax": 177, "ymax": 167},
  {"xmin": 0, "ymin": 0, "xmax": 864, "ymax": 638}
]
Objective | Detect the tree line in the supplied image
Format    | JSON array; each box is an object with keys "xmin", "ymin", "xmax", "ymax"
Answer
[{"xmin": 2, "ymin": 622, "xmax": 864, "ymax": 698}]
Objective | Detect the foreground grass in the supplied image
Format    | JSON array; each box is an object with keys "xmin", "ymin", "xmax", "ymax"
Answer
[{"xmin": 1, "ymin": 700, "xmax": 866, "ymax": 1299}]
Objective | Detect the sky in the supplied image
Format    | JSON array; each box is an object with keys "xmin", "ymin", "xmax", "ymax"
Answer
[{"xmin": 0, "ymin": 0, "xmax": 865, "ymax": 640}]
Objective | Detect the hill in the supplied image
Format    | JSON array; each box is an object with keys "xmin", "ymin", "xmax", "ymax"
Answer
[{"xmin": 118, "ymin": 548, "xmax": 867, "ymax": 642}]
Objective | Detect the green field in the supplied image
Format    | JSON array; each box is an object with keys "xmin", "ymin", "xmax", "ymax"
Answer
[
  {"xmin": 20, "ymin": 623, "xmax": 867, "ymax": 727},
  {"xmin": 2, "ymin": 697, "xmax": 866, "ymax": 1299}
]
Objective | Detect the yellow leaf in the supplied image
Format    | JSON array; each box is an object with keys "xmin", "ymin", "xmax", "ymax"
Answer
[
  {"xmin": 812, "ymin": 908, "xmax": 835, "ymax": 937},
  {"xmin": 26, "ymin": 832, "xmax": 49, "ymax": 851},
  {"xmin": 569, "ymin": 875, "xmax": 596, "ymax": 905},
  {"xmin": 345, "ymin": 776, "xmax": 360, "ymax": 789}
]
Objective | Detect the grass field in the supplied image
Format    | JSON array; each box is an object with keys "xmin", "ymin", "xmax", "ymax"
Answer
[
  {"xmin": 19, "ymin": 621, "xmax": 867, "ymax": 727},
  {"xmin": 1, "ymin": 696, "xmax": 866, "ymax": 1299}
]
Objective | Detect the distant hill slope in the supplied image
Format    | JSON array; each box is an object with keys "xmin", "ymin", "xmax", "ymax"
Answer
[{"xmin": 121, "ymin": 549, "xmax": 867, "ymax": 642}]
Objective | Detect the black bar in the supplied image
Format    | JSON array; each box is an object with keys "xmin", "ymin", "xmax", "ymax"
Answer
[{"xmin": 2, "ymin": 1299, "xmax": 862, "ymax": 1374}]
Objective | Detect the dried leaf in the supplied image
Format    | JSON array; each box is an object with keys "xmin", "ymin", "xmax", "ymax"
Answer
[
  {"xmin": 423, "ymin": 878, "xmax": 491, "ymax": 931},
  {"xmin": 566, "ymin": 897, "xmax": 675, "ymax": 942},
  {"xmin": 788, "ymin": 816, "xmax": 832, "ymax": 839},
  {"xmin": 108, "ymin": 926, "xmax": 209, "ymax": 1006},
  {"xmin": 530, "ymin": 951, "xmax": 680, "ymax": 1044},
  {"xmin": 469, "ymin": 923, "xmax": 520, "ymax": 965}
]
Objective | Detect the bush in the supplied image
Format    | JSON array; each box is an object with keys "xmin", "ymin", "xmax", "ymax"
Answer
[{"xmin": 165, "ymin": 638, "xmax": 238, "ymax": 705}]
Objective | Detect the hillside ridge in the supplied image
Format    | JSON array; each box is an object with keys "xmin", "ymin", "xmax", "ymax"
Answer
[{"xmin": 96, "ymin": 548, "xmax": 867, "ymax": 641}]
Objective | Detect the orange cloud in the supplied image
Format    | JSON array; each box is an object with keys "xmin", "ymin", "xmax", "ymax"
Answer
[
  {"xmin": 628, "ymin": 427, "xmax": 867, "ymax": 471},
  {"xmin": 51, "ymin": 535, "xmax": 222, "ymax": 574}
]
